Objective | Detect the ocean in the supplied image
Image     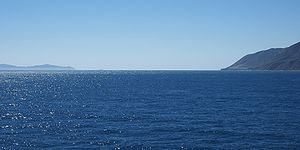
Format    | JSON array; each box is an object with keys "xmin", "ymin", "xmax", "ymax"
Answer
[{"xmin": 0, "ymin": 71, "xmax": 299, "ymax": 149}]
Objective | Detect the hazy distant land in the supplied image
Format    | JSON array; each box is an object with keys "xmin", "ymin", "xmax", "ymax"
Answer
[
  {"xmin": 224, "ymin": 41, "xmax": 300, "ymax": 70},
  {"xmin": 0, "ymin": 64, "xmax": 74, "ymax": 70},
  {"xmin": 2, "ymin": 41, "xmax": 300, "ymax": 71}
]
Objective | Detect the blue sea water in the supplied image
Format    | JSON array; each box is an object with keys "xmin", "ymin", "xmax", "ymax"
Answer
[{"xmin": 0, "ymin": 71, "xmax": 299, "ymax": 149}]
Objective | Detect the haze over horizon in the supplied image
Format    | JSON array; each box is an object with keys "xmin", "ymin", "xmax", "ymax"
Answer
[{"xmin": 1, "ymin": 0, "xmax": 300, "ymax": 70}]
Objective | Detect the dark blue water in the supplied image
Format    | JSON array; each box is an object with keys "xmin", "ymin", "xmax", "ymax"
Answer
[{"xmin": 0, "ymin": 71, "xmax": 300, "ymax": 149}]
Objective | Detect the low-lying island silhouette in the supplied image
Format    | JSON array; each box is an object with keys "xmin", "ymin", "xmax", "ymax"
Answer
[{"xmin": 0, "ymin": 64, "xmax": 74, "ymax": 70}]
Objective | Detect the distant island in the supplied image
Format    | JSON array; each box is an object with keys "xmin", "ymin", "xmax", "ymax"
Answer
[
  {"xmin": 223, "ymin": 41, "xmax": 300, "ymax": 70},
  {"xmin": 0, "ymin": 64, "xmax": 75, "ymax": 70}
]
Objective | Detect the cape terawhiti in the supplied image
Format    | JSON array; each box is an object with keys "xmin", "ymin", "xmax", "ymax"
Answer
[
  {"xmin": 0, "ymin": 64, "xmax": 75, "ymax": 70},
  {"xmin": 223, "ymin": 41, "xmax": 300, "ymax": 70}
]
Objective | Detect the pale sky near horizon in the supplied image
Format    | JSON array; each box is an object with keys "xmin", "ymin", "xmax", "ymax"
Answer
[{"xmin": 1, "ymin": 0, "xmax": 300, "ymax": 70}]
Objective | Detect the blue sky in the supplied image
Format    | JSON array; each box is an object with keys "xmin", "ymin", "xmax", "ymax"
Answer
[{"xmin": 0, "ymin": 0, "xmax": 300, "ymax": 70}]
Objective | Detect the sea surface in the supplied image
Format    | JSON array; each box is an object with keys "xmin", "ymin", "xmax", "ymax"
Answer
[{"xmin": 0, "ymin": 71, "xmax": 299, "ymax": 149}]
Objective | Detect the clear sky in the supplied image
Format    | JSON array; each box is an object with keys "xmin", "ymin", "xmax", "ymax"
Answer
[{"xmin": 1, "ymin": 0, "xmax": 300, "ymax": 70}]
